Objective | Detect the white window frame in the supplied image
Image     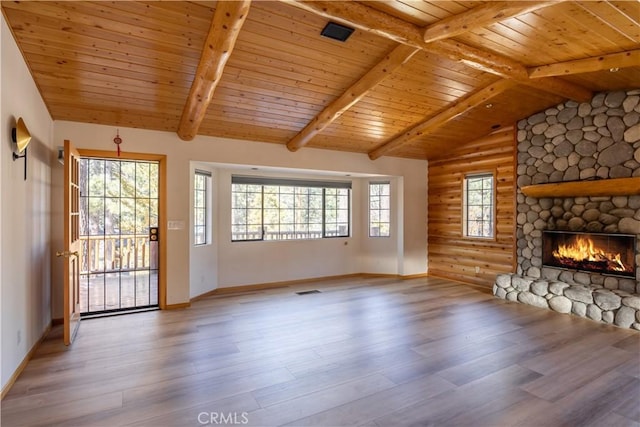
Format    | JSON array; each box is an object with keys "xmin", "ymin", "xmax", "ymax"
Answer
[
  {"xmin": 369, "ymin": 181, "xmax": 391, "ymax": 237},
  {"xmin": 231, "ymin": 176, "xmax": 351, "ymax": 242},
  {"xmin": 463, "ymin": 173, "xmax": 495, "ymax": 239},
  {"xmin": 193, "ymin": 170, "xmax": 211, "ymax": 246}
]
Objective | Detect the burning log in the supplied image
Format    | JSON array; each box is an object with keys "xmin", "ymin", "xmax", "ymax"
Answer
[{"xmin": 552, "ymin": 236, "xmax": 629, "ymax": 273}]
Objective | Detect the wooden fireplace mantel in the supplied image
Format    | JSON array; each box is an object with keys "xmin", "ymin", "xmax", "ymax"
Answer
[{"xmin": 521, "ymin": 177, "xmax": 640, "ymax": 198}]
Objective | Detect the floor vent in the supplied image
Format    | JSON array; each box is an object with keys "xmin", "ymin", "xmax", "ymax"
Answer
[{"xmin": 296, "ymin": 290, "xmax": 321, "ymax": 295}]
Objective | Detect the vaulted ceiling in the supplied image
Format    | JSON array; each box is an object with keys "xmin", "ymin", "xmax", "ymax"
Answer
[{"xmin": 2, "ymin": 1, "xmax": 639, "ymax": 160}]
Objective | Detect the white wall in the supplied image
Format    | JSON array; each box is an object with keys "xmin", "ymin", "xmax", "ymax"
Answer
[
  {"xmin": 52, "ymin": 121, "xmax": 428, "ymax": 308},
  {"xmin": 1, "ymin": 16, "xmax": 54, "ymax": 391}
]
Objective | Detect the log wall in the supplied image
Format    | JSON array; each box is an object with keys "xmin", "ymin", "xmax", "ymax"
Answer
[{"xmin": 428, "ymin": 127, "xmax": 516, "ymax": 288}]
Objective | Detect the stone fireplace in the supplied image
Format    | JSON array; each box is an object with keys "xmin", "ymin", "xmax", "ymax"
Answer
[{"xmin": 493, "ymin": 89, "xmax": 640, "ymax": 329}]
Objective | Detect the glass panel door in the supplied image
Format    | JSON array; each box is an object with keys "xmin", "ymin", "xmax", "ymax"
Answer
[{"xmin": 79, "ymin": 158, "xmax": 159, "ymax": 315}]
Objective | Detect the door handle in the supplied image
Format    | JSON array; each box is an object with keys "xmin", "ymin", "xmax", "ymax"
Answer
[{"xmin": 56, "ymin": 250, "xmax": 79, "ymax": 258}]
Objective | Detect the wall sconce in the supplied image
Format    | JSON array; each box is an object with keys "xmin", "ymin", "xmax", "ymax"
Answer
[
  {"xmin": 57, "ymin": 146, "xmax": 64, "ymax": 165},
  {"xmin": 12, "ymin": 117, "xmax": 32, "ymax": 181}
]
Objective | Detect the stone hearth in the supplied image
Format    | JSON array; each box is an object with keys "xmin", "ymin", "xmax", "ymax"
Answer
[
  {"xmin": 494, "ymin": 89, "xmax": 640, "ymax": 330},
  {"xmin": 494, "ymin": 273, "xmax": 640, "ymax": 329}
]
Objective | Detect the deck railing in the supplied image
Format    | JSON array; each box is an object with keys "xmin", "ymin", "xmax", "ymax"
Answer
[
  {"xmin": 80, "ymin": 234, "xmax": 157, "ymax": 274},
  {"xmin": 231, "ymin": 229, "xmax": 346, "ymax": 241}
]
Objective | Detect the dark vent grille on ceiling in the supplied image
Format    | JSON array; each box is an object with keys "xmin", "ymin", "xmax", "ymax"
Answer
[{"xmin": 321, "ymin": 22, "xmax": 354, "ymax": 42}]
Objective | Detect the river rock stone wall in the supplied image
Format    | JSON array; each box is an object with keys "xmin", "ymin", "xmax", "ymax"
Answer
[
  {"xmin": 493, "ymin": 273, "xmax": 640, "ymax": 330},
  {"xmin": 515, "ymin": 89, "xmax": 640, "ymax": 291}
]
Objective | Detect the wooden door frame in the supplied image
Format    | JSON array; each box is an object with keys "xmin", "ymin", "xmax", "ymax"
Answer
[{"xmin": 78, "ymin": 149, "xmax": 168, "ymax": 310}]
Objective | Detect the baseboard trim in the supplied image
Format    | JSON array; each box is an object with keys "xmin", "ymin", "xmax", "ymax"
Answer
[
  {"xmin": 191, "ymin": 273, "xmax": 368, "ymax": 301},
  {"xmin": 191, "ymin": 272, "xmax": 430, "ymax": 301},
  {"xmin": 52, "ymin": 317, "xmax": 64, "ymax": 326},
  {"xmin": 358, "ymin": 273, "xmax": 398, "ymax": 279},
  {"xmin": 1, "ymin": 322, "xmax": 52, "ymax": 400},
  {"xmin": 165, "ymin": 302, "xmax": 191, "ymax": 310},
  {"xmin": 401, "ymin": 273, "xmax": 430, "ymax": 279},
  {"xmin": 358, "ymin": 273, "xmax": 430, "ymax": 280}
]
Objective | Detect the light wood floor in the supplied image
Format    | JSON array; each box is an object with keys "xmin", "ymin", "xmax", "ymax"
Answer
[{"xmin": 2, "ymin": 276, "xmax": 639, "ymax": 426}]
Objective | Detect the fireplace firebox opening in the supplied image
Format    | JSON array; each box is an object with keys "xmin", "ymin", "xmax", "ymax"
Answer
[{"xmin": 542, "ymin": 231, "xmax": 636, "ymax": 278}]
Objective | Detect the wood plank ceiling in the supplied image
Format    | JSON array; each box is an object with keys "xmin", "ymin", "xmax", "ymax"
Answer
[{"xmin": 2, "ymin": 1, "xmax": 639, "ymax": 160}]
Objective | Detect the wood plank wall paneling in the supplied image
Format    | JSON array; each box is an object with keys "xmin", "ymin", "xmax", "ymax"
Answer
[{"xmin": 428, "ymin": 126, "xmax": 516, "ymax": 288}]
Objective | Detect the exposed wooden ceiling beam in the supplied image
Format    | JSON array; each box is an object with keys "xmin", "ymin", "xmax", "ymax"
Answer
[
  {"xmin": 286, "ymin": 44, "xmax": 419, "ymax": 152},
  {"xmin": 431, "ymin": 39, "xmax": 591, "ymax": 102},
  {"xmin": 286, "ymin": 1, "xmax": 560, "ymax": 152},
  {"xmin": 528, "ymin": 49, "xmax": 640, "ymax": 78},
  {"xmin": 177, "ymin": 0, "xmax": 251, "ymax": 141},
  {"xmin": 423, "ymin": 1, "xmax": 560, "ymax": 43},
  {"xmin": 283, "ymin": 0, "xmax": 592, "ymax": 102},
  {"xmin": 368, "ymin": 79, "xmax": 517, "ymax": 160}
]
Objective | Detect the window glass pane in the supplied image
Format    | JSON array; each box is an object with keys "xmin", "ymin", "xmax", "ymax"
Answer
[
  {"xmin": 106, "ymin": 161, "xmax": 120, "ymax": 197},
  {"xmin": 381, "ymin": 197, "xmax": 390, "ymax": 210},
  {"xmin": 468, "ymin": 205, "xmax": 482, "ymax": 221},
  {"xmin": 482, "ymin": 190, "xmax": 492, "ymax": 205},
  {"xmin": 247, "ymin": 225, "xmax": 262, "ymax": 240},
  {"xmin": 136, "ymin": 162, "xmax": 150, "ymax": 198},
  {"xmin": 483, "ymin": 206, "xmax": 492, "ymax": 220},
  {"xmin": 149, "ymin": 163, "xmax": 159, "ymax": 198},
  {"xmin": 468, "ymin": 221, "xmax": 482, "ymax": 236},
  {"xmin": 149, "ymin": 199, "xmax": 158, "ymax": 228},
  {"xmin": 247, "ymin": 209, "xmax": 262, "ymax": 226},
  {"xmin": 89, "ymin": 197, "xmax": 105, "ymax": 235},
  {"xmin": 194, "ymin": 172, "xmax": 210, "ymax": 245},
  {"xmin": 120, "ymin": 198, "xmax": 135, "ymax": 234},
  {"xmin": 233, "ymin": 192, "xmax": 247, "ymax": 208},
  {"xmin": 120, "ymin": 162, "xmax": 136, "ymax": 198},
  {"xmin": 231, "ymin": 177, "xmax": 350, "ymax": 241},
  {"xmin": 338, "ymin": 194, "xmax": 349, "ymax": 209},
  {"xmin": 105, "ymin": 197, "xmax": 120, "ymax": 235},
  {"xmin": 88, "ymin": 159, "xmax": 105, "ymax": 197},
  {"xmin": 194, "ymin": 189, "xmax": 204, "ymax": 207},
  {"xmin": 195, "ymin": 208, "xmax": 205, "ymax": 225},
  {"xmin": 279, "ymin": 208, "xmax": 293, "ymax": 224},
  {"xmin": 483, "ymin": 222, "xmax": 493, "ymax": 237},
  {"xmin": 79, "ymin": 158, "xmax": 89, "ymax": 196},
  {"xmin": 280, "ymin": 193, "xmax": 294, "ymax": 209},
  {"xmin": 194, "ymin": 174, "xmax": 204, "ymax": 190},
  {"xmin": 369, "ymin": 183, "xmax": 390, "ymax": 237},
  {"xmin": 264, "ymin": 209, "xmax": 278, "ymax": 225},
  {"xmin": 295, "ymin": 223, "xmax": 309, "ymax": 235},
  {"xmin": 248, "ymin": 192, "xmax": 262, "ymax": 209},
  {"xmin": 464, "ymin": 174, "xmax": 494, "ymax": 238},
  {"xmin": 195, "ymin": 226, "xmax": 205, "ymax": 245},
  {"xmin": 309, "ymin": 209, "xmax": 322, "ymax": 230},
  {"xmin": 80, "ymin": 197, "xmax": 89, "ymax": 235},
  {"xmin": 136, "ymin": 199, "xmax": 150, "ymax": 234},
  {"xmin": 468, "ymin": 178, "xmax": 482, "ymax": 190},
  {"xmin": 280, "ymin": 185, "xmax": 294, "ymax": 194},
  {"xmin": 232, "ymin": 208, "xmax": 247, "ymax": 225}
]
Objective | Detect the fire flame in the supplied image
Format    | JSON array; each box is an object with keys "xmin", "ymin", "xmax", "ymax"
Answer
[{"xmin": 553, "ymin": 236, "xmax": 626, "ymax": 272}]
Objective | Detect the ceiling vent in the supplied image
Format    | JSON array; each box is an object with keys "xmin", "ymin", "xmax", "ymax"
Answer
[{"xmin": 321, "ymin": 22, "xmax": 354, "ymax": 42}]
